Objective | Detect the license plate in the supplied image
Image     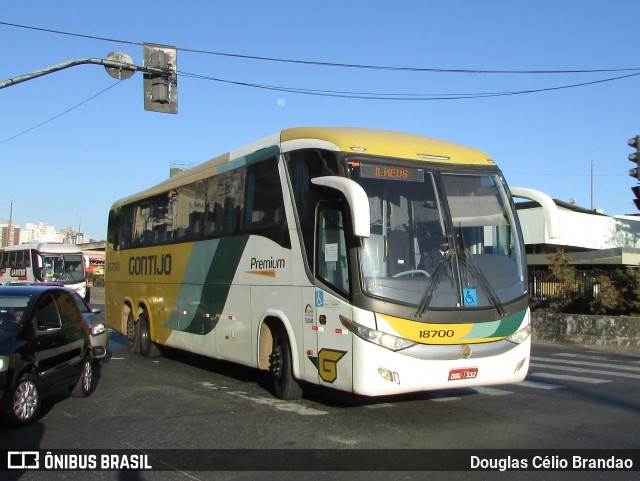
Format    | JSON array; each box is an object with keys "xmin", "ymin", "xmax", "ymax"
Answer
[{"xmin": 448, "ymin": 367, "xmax": 478, "ymax": 381}]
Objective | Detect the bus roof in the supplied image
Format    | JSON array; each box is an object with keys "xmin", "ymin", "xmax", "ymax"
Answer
[
  {"xmin": 0, "ymin": 242, "xmax": 83, "ymax": 254},
  {"xmin": 111, "ymin": 127, "xmax": 496, "ymax": 209}
]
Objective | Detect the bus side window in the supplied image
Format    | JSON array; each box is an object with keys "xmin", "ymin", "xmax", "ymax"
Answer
[
  {"xmin": 118, "ymin": 206, "xmax": 134, "ymax": 250},
  {"xmin": 286, "ymin": 149, "xmax": 340, "ymax": 268},
  {"xmin": 243, "ymin": 157, "xmax": 290, "ymax": 248}
]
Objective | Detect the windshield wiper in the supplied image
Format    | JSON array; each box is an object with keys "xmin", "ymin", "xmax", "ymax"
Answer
[
  {"xmin": 415, "ymin": 247, "xmax": 454, "ymax": 317},
  {"xmin": 455, "ymin": 225, "xmax": 506, "ymax": 317}
]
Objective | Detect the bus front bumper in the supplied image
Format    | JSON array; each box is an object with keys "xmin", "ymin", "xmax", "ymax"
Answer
[{"xmin": 351, "ymin": 335, "xmax": 531, "ymax": 397}]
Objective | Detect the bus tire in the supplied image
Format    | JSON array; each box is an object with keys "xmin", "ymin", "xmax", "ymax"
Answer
[
  {"xmin": 126, "ymin": 311, "xmax": 140, "ymax": 354},
  {"xmin": 269, "ymin": 329, "xmax": 303, "ymax": 400},
  {"xmin": 139, "ymin": 311, "xmax": 161, "ymax": 359}
]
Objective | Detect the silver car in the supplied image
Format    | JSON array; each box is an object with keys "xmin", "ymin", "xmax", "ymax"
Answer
[{"xmin": 71, "ymin": 293, "xmax": 108, "ymax": 362}]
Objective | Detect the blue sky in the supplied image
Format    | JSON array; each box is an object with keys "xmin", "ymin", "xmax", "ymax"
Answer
[{"xmin": 1, "ymin": 1, "xmax": 639, "ymax": 241}]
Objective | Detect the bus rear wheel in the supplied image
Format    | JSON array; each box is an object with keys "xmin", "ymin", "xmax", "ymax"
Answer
[
  {"xmin": 269, "ymin": 329, "xmax": 303, "ymax": 400},
  {"xmin": 139, "ymin": 311, "xmax": 161, "ymax": 359}
]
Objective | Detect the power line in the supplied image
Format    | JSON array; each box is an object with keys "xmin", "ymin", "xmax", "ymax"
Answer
[
  {"xmin": 179, "ymin": 69, "xmax": 640, "ymax": 100},
  {"xmin": 2, "ymin": 20, "xmax": 640, "ymax": 75},
  {"xmin": 0, "ymin": 81, "xmax": 122, "ymax": 144}
]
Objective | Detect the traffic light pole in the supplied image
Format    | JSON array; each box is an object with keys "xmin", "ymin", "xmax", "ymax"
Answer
[
  {"xmin": 0, "ymin": 47, "xmax": 177, "ymax": 114},
  {"xmin": 0, "ymin": 57, "xmax": 158, "ymax": 89}
]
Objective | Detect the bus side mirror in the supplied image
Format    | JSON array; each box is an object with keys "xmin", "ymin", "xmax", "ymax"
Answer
[
  {"xmin": 510, "ymin": 187, "xmax": 561, "ymax": 239},
  {"xmin": 311, "ymin": 176, "xmax": 371, "ymax": 238}
]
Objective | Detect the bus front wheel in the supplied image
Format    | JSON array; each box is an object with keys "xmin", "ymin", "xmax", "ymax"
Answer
[
  {"xmin": 126, "ymin": 311, "xmax": 140, "ymax": 354},
  {"xmin": 269, "ymin": 329, "xmax": 303, "ymax": 400}
]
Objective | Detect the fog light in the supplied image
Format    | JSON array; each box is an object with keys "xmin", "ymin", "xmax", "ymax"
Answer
[
  {"xmin": 514, "ymin": 357, "xmax": 527, "ymax": 374},
  {"xmin": 377, "ymin": 368, "xmax": 400, "ymax": 384}
]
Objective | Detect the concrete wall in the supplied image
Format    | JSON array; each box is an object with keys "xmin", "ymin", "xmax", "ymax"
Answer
[{"xmin": 532, "ymin": 312, "xmax": 640, "ymax": 351}]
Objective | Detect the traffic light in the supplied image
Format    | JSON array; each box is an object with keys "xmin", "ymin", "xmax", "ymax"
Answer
[
  {"xmin": 633, "ymin": 186, "xmax": 640, "ymax": 210},
  {"xmin": 143, "ymin": 44, "xmax": 178, "ymax": 114},
  {"xmin": 628, "ymin": 135, "xmax": 640, "ymax": 180}
]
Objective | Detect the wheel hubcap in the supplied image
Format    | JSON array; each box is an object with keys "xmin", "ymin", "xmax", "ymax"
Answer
[
  {"xmin": 126, "ymin": 317, "xmax": 136, "ymax": 342},
  {"xmin": 13, "ymin": 381, "xmax": 38, "ymax": 421},
  {"xmin": 269, "ymin": 347, "xmax": 282, "ymax": 378},
  {"xmin": 83, "ymin": 361, "xmax": 93, "ymax": 392}
]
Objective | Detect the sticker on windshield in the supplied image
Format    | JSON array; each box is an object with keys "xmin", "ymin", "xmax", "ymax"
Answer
[{"xmin": 463, "ymin": 288, "xmax": 478, "ymax": 306}]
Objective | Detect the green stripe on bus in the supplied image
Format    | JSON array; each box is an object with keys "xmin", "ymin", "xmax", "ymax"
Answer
[{"xmin": 164, "ymin": 236, "xmax": 249, "ymax": 335}]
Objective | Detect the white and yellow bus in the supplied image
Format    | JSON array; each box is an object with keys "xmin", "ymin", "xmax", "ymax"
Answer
[
  {"xmin": 105, "ymin": 127, "xmax": 558, "ymax": 399},
  {"xmin": 0, "ymin": 242, "xmax": 88, "ymax": 299}
]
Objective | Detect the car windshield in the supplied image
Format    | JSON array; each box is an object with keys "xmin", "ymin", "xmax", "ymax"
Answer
[
  {"xmin": 0, "ymin": 296, "xmax": 31, "ymax": 330},
  {"xmin": 349, "ymin": 160, "xmax": 526, "ymax": 312}
]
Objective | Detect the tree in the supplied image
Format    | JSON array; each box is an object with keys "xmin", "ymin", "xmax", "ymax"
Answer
[{"xmin": 546, "ymin": 249, "xmax": 578, "ymax": 312}]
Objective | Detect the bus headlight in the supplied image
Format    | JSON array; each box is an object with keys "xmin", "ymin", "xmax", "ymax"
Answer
[
  {"xmin": 505, "ymin": 324, "xmax": 531, "ymax": 344},
  {"xmin": 340, "ymin": 316, "xmax": 416, "ymax": 351}
]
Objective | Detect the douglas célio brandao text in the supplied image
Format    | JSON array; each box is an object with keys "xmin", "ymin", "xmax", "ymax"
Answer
[{"xmin": 470, "ymin": 454, "xmax": 634, "ymax": 471}]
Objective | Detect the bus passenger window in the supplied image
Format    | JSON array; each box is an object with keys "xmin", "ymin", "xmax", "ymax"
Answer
[{"xmin": 243, "ymin": 158, "xmax": 289, "ymax": 247}]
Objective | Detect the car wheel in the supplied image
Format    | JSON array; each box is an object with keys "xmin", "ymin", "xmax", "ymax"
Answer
[
  {"xmin": 269, "ymin": 328, "xmax": 303, "ymax": 400},
  {"xmin": 9, "ymin": 373, "xmax": 41, "ymax": 425},
  {"xmin": 126, "ymin": 310, "xmax": 140, "ymax": 353},
  {"xmin": 139, "ymin": 311, "xmax": 161, "ymax": 359},
  {"xmin": 70, "ymin": 356, "xmax": 93, "ymax": 398}
]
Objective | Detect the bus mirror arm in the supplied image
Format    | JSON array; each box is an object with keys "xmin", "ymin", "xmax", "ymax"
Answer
[
  {"xmin": 311, "ymin": 176, "xmax": 371, "ymax": 238},
  {"xmin": 510, "ymin": 187, "xmax": 561, "ymax": 239}
]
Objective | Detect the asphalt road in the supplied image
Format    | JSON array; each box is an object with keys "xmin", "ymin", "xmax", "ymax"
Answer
[{"xmin": 2, "ymin": 310, "xmax": 640, "ymax": 481}]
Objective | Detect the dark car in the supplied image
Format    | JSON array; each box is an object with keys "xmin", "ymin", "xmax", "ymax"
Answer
[{"xmin": 0, "ymin": 286, "xmax": 94, "ymax": 424}]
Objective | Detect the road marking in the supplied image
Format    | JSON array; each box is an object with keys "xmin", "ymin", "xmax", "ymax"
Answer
[
  {"xmin": 430, "ymin": 393, "xmax": 460, "ymax": 402},
  {"xmin": 530, "ymin": 362, "xmax": 640, "ymax": 380},
  {"xmin": 471, "ymin": 386, "xmax": 512, "ymax": 396},
  {"xmin": 530, "ymin": 372, "xmax": 612, "ymax": 384},
  {"xmin": 515, "ymin": 380, "xmax": 564, "ymax": 390},
  {"xmin": 532, "ymin": 356, "xmax": 640, "ymax": 373},
  {"xmin": 195, "ymin": 381, "xmax": 327, "ymax": 416},
  {"xmin": 365, "ymin": 403, "xmax": 395, "ymax": 409}
]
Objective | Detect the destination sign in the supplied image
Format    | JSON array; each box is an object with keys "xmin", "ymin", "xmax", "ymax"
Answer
[{"xmin": 360, "ymin": 164, "xmax": 424, "ymax": 182}]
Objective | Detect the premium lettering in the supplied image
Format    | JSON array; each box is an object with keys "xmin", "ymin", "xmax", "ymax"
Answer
[{"xmin": 250, "ymin": 257, "xmax": 285, "ymax": 270}]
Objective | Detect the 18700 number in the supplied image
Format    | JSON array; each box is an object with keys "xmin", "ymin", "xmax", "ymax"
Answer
[{"xmin": 418, "ymin": 329, "xmax": 454, "ymax": 339}]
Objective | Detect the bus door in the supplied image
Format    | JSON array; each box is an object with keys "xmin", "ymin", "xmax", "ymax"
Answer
[{"xmin": 313, "ymin": 202, "xmax": 353, "ymax": 390}]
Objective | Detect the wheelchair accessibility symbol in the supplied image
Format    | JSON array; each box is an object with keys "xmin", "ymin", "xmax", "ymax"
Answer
[
  {"xmin": 315, "ymin": 291, "xmax": 324, "ymax": 307},
  {"xmin": 463, "ymin": 288, "xmax": 478, "ymax": 306}
]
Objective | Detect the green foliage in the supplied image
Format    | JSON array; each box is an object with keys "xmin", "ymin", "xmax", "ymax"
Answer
[{"xmin": 531, "ymin": 248, "xmax": 640, "ymax": 315}]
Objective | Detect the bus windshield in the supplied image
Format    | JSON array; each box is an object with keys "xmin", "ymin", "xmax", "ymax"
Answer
[
  {"xmin": 349, "ymin": 161, "xmax": 526, "ymax": 312},
  {"xmin": 40, "ymin": 254, "xmax": 86, "ymax": 284}
]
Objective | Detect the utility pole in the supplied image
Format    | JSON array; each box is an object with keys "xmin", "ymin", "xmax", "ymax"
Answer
[{"xmin": 591, "ymin": 160, "xmax": 594, "ymax": 211}]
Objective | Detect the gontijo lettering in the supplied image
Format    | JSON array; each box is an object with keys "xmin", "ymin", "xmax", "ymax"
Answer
[{"xmin": 128, "ymin": 254, "xmax": 172, "ymax": 276}]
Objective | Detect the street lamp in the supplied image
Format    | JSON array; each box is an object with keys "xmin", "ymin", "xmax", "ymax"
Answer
[
  {"xmin": 6, "ymin": 199, "xmax": 16, "ymax": 247},
  {"xmin": 75, "ymin": 214, "xmax": 82, "ymax": 244}
]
